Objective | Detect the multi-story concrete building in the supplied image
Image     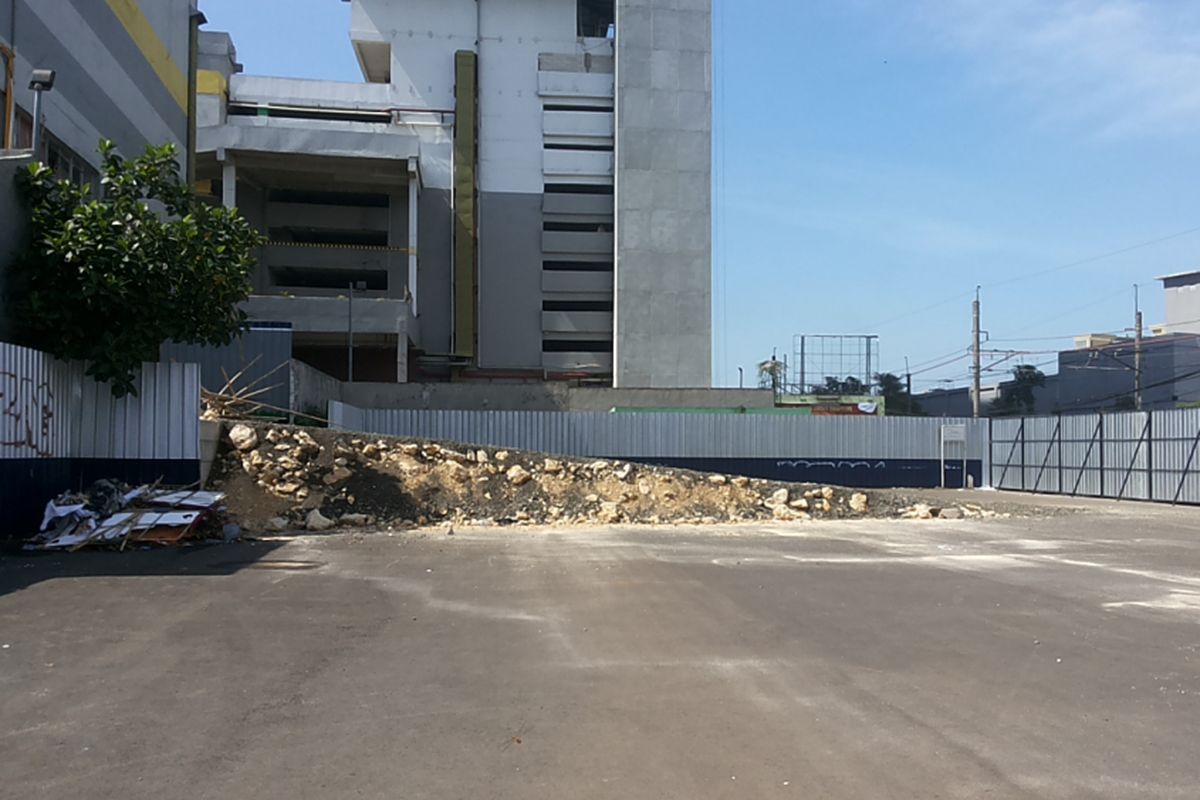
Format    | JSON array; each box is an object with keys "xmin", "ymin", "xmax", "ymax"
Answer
[
  {"xmin": 196, "ymin": 0, "xmax": 712, "ymax": 388},
  {"xmin": 1, "ymin": 0, "xmax": 201, "ymax": 336},
  {"xmin": 0, "ymin": 0, "xmax": 198, "ymax": 178}
]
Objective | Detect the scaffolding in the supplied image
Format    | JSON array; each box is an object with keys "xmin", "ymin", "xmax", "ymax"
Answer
[{"xmin": 791, "ymin": 335, "xmax": 880, "ymax": 395}]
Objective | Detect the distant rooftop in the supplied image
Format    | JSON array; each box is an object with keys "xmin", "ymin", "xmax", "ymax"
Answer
[{"xmin": 1157, "ymin": 269, "xmax": 1200, "ymax": 283}]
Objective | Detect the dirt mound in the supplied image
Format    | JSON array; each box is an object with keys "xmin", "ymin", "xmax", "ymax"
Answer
[{"xmin": 208, "ymin": 422, "xmax": 1008, "ymax": 532}]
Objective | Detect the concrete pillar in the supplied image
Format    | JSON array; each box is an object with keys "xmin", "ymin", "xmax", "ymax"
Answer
[
  {"xmin": 408, "ymin": 157, "xmax": 419, "ymax": 316},
  {"xmin": 396, "ymin": 317, "xmax": 408, "ymax": 383},
  {"xmin": 221, "ymin": 157, "xmax": 237, "ymax": 209}
]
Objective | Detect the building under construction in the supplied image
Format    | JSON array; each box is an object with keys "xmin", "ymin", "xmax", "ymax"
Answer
[{"xmin": 195, "ymin": 0, "xmax": 712, "ymax": 388}]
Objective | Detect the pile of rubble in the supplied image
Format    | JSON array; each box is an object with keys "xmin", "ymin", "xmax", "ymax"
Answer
[
  {"xmin": 899, "ymin": 502, "xmax": 1006, "ymax": 521},
  {"xmin": 31, "ymin": 480, "xmax": 234, "ymax": 550},
  {"xmin": 211, "ymin": 422, "xmax": 888, "ymax": 532}
]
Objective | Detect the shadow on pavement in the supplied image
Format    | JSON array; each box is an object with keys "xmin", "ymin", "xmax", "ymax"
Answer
[{"xmin": 0, "ymin": 539, "xmax": 293, "ymax": 598}]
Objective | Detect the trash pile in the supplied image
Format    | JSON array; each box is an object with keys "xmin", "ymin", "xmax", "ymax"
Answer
[{"xmin": 30, "ymin": 479, "xmax": 235, "ymax": 550}]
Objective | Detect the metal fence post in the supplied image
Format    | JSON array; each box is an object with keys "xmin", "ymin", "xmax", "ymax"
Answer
[
  {"xmin": 1099, "ymin": 413, "xmax": 1106, "ymax": 498},
  {"xmin": 1147, "ymin": 411, "xmax": 1154, "ymax": 502},
  {"xmin": 1057, "ymin": 414, "xmax": 1064, "ymax": 493},
  {"xmin": 1020, "ymin": 418, "xmax": 1027, "ymax": 492}
]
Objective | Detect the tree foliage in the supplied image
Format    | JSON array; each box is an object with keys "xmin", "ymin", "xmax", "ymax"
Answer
[
  {"xmin": 989, "ymin": 365, "xmax": 1046, "ymax": 416},
  {"xmin": 876, "ymin": 372, "xmax": 924, "ymax": 416},
  {"xmin": 15, "ymin": 141, "xmax": 259, "ymax": 395},
  {"xmin": 757, "ymin": 358, "xmax": 785, "ymax": 392}
]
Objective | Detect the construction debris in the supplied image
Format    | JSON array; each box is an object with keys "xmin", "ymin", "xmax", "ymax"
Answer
[
  {"xmin": 31, "ymin": 482, "xmax": 232, "ymax": 550},
  {"xmin": 207, "ymin": 421, "xmax": 1024, "ymax": 532}
]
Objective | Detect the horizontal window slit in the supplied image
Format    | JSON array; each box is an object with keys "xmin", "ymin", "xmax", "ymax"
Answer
[
  {"xmin": 544, "ymin": 143, "xmax": 613, "ymax": 152},
  {"xmin": 544, "ymin": 301, "xmax": 613, "ymax": 312},
  {"xmin": 544, "ymin": 183, "xmax": 614, "ymax": 195},
  {"xmin": 543, "ymin": 260, "xmax": 614, "ymax": 272},
  {"xmin": 543, "ymin": 221, "xmax": 613, "ymax": 232},
  {"xmin": 542, "ymin": 104, "xmax": 614, "ymax": 113},
  {"xmin": 543, "ymin": 340, "xmax": 614, "ymax": 353}
]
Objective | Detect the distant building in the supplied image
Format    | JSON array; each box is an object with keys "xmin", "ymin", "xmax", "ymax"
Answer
[
  {"xmin": 196, "ymin": 0, "xmax": 712, "ymax": 388},
  {"xmin": 1, "ymin": 1, "xmax": 198, "ymax": 180},
  {"xmin": 1156, "ymin": 270, "xmax": 1200, "ymax": 335}
]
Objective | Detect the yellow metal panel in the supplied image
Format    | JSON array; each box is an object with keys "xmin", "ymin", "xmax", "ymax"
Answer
[
  {"xmin": 196, "ymin": 69, "xmax": 227, "ymax": 96},
  {"xmin": 453, "ymin": 50, "xmax": 478, "ymax": 359},
  {"xmin": 104, "ymin": 0, "xmax": 188, "ymax": 110}
]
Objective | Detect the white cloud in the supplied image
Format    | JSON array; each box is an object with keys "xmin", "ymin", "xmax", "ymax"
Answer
[{"xmin": 914, "ymin": 0, "xmax": 1200, "ymax": 139}]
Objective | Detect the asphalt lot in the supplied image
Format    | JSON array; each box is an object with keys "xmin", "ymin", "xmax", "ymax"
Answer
[{"xmin": 3, "ymin": 496, "xmax": 1200, "ymax": 798}]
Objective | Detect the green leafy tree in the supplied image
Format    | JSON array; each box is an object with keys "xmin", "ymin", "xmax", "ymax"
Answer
[
  {"xmin": 14, "ymin": 141, "xmax": 260, "ymax": 395},
  {"xmin": 989, "ymin": 364, "xmax": 1046, "ymax": 416},
  {"xmin": 876, "ymin": 372, "xmax": 924, "ymax": 416}
]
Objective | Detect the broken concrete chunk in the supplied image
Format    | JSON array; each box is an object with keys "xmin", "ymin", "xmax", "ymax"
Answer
[
  {"xmin": 265, "ymin": 517, "xmax": 289, "ymax": 532},
  {"xmin": 821, "ymin": 487, "xmax": 835, "ymax": 501},
  {"xmin": 339, "ymin": 513, "xmax": 373, "ymax": 527},
  {"xmin": 789, "ymin": 498, "xmax": 809, "ymax": 510},
  {"xmin": 323, "ymin": 465, "xmax": 353, "ymax": 485},
  {"xmin": 543, "ymin": 458, "xmax": 563, "ymax": 474},
  {"xmin": 849, "ymin": 493, "xmax": 869, "ymax": 514},
  {"xmin": 228, "ymin": 424, "xmax": 258, "ymax": 452},
  {"xmin": 707, "ymin": 474, "xmax": 727, "ymax": 485},
  {"xmin": 506, "ymin": 465, "xmax": 532, "ymax": 486},
  {"xmin": 475, "ymin": 450, "xmax": 490, "ymax": 463},
  {"xmin": 305, "ymin": 508, "xmax": 335, "ymax": 531},
  {"xmin": 939, "ymin": 507, "xmax": 963, "ymax": 520},
  {"xmin": 768, "ymin": 488, "xmax": 790, "ymax": 506},
  {"xmin": 731, "ymin": 476, "xmax": 750, "ymax": 488},
  {"xmin": 495, "ymin": 451, "xmax": 510, "ymax": 462},
  {"xmin": 597, "ymin": 502, "xmax": 622, "ymax": 524},
  {"xmin": 439, "ymin": 461, "xmax": 470, "ymax": 483},
  {"xmin": 614, "ymin": 463, "xmax": 634, "ymax": 481}
]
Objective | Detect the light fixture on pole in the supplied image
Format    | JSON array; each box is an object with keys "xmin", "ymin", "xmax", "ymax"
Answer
[
  {"xmin": 28, "ymin": 68, "xmax": 55, "ymax": 158},
  {"xmin": 347, "ymin": 280, "xmax": 367, "ymax": 382}
]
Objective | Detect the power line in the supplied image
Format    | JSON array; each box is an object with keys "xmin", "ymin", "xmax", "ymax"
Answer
[
  {"xmin": 987, "ymin": 226, "xmax": 1200, "ymax": 289},
  {"xmin": 853, "ymin": 226, "xmax": 1200, "ymax": 336}
]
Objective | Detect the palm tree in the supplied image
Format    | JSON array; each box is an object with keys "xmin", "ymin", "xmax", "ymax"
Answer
[{"xmin": 757, "ymin": 358, "xmax": 785, "ymax": 394}]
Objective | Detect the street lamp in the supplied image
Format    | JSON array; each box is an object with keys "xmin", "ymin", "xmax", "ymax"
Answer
[
  {"xmin": 347, "ymin": 280, "xmax": 367, "ymax": 382},
  {"xmin": 28, "ymin": 68, "xmax": 55, "ymax": 159}
]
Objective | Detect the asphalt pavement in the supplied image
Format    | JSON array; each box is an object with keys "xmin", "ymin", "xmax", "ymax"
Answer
[{"xmin": 3, "ymin": 498, "xmax": 1200, "ymax": 798}]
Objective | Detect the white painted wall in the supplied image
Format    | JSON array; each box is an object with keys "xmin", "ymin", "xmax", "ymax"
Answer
[
  {"xmin": 352, "ymin": 0, "xmax": 477, "ymax": 112},
  {"xmin": 351, "ymin": 0, "xmax": 613, "ymax": 194},
  {"xmin": 1164, "ymin": 281, "xmax": 1200, "ymax": 333},
  {"xmin": 478, "ymin": 0, "xmax": 578, "ymax": 194}
]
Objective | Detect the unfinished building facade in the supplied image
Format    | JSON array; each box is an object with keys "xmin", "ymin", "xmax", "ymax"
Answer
[{"xmin": 196, "ymin": 0, "xmax": 711, "ymax": 388}]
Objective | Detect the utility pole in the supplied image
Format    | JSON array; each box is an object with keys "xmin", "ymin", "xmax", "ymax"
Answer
[
  {"xmin": 905, "ymin": 356, "xmax": 912, "ymax": 409},
  {"xmin": 1134, "ymin": 284, "xmax": 1144, "ymax": 411},
  {"xmin": 972, "ymin": 287, "xmax": 982, "ymax": 418}
]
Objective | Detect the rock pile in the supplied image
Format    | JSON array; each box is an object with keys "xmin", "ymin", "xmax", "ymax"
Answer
[
  {"xmin": 898, "ymin": 502, "xmax": 1005, "ymax": 520},
  {"xmin": 211, "ymin": 423, "xmax": 896, "ymax": 532}
]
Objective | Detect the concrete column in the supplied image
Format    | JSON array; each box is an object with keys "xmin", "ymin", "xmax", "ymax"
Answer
[
  {"xmin": 408, "ymin": 157, "xmax": 419, "ymax": 316},
  {"xmin": 396, "ymin": 317, "xmax": 408, "ymax": 383},
  {"xmin": 221, "ymin": 157, "xmax": 237, "ymax": 209}
]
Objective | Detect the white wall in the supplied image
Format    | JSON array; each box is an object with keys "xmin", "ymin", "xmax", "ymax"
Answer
[
  {"xmin": 478, "ymin": 0, "xmax": 578, "ymax": 194},
  {"xmin": 352, "ymin": 0, "xmax": 477, "ymax": 112},
  {"xmin": 1164, "ymin": 282, "xmax": 1200, "ymax": 333}
]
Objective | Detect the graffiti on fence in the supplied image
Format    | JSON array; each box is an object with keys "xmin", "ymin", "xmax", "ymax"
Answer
[
  {"xmin": 777, "ymin": 460, "xmax": 888, "ymax": 470},
  {"xmin": 0, "ymin": 371, "xmax": 56, "ymax": 457}
]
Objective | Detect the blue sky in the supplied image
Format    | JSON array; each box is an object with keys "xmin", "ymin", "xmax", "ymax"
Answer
[{"xmin": 199, "ymin": 0, "xmax": 1200, "ymax": 390}]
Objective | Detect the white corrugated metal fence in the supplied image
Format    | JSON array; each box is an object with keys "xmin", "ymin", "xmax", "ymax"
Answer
[
  {"xmin": 329, "ymin": 402, "xmax": 989, "ymax": 486},
  {"xmin": 1, "ymin": 342, "xmax": 200, "ymax": 462}
]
